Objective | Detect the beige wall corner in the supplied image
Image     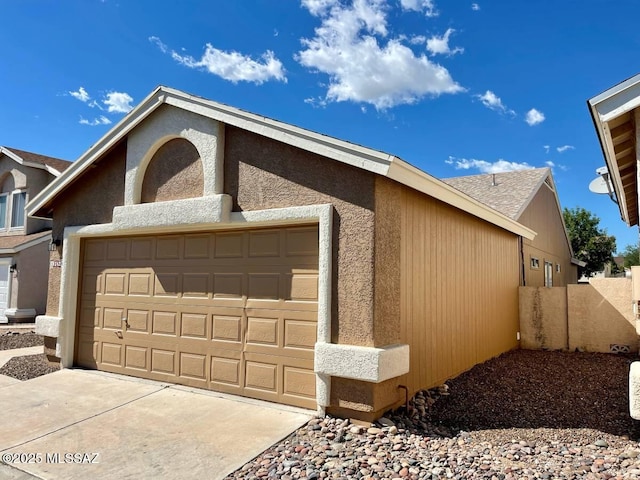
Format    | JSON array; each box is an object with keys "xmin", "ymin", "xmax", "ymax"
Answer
[
  {"xmin": 315, "ymin": 343, "xmax": 409, "ymax": 383},
  {"xmin": 568, "ymin": 279, "xmax": 638, "ymax": 353},
  {"xmin": 519, "ymin": 286, "xmax": 568, "ymax": 350},
  {"xmin": 630, "ymin": 362, "xmax": 640, "ymax": 419}
]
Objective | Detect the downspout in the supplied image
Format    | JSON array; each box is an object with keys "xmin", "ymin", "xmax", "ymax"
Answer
[{"xmin": 519, "ymin": 236, "xmax": 526, "ymax": 286}]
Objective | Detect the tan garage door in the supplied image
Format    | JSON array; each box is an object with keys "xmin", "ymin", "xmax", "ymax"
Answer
[{"xmin": 75, "ymin": 225, "xmax": 319, "ymax": 409}]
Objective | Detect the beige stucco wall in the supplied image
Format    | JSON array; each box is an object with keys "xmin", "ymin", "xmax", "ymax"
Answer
[
  {"xmin": 568, "ymin": 279, "xmax": 638, "ymax": 352},
  {"xmin": 51, "ymin": 142, "xmax": 127, "ymax": 241},
  {"xmin": 15, "ymin": 240, "xmax": 50, "ymax": 315},
  {"xmin": 519, "ymin": 286, "xmax": 568, "ymax": 350},
  {"xmin": 520, "ymin": 279, "xmax": 638, "ymax": 353}
]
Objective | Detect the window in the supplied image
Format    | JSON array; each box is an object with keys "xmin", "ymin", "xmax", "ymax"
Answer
[
  {"xmin": 0, "ymin": 194, "xmax": 7, "ymax": 229},
  {"xmin": 544, "ymin": 261, "xmax": 553, "ymax": 287},
  {"xmin": 530, "ymin": 257, "xmax": 540, "ymax": 269},
  {"xmin": 0, "ymin": 191, "xmax": 27, "ymax": 231},
  {"xmin": 10, "ymin": 192, "xmax": 26, "ymax": 228}
]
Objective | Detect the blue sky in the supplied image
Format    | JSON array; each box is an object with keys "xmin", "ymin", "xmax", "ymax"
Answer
[{"xmin": 1, "ymin": 0, "xmax": 639, "ymax": 251}]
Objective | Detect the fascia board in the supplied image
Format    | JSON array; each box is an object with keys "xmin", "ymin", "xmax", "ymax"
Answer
[
  {"xmin": 27, "ymin": 87, "xmax": 167, "ymax": 218},
  {"xmin": 0, "ymin": 232, "xmax": 51, "ymax": 255},
  {"xmin": 387, "ymin": 158, "xmax": 537, "ymax": 240},
  {"xmin": 162, "ymin": 90, "xmax": 394, "ymax": 176}
]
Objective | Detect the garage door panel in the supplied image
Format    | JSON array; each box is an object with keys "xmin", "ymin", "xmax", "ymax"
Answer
[
  {"xmin": 101, "ymin": 342, "xmax": 122, "ymax": 366},
  {"xmin": 77, "ymin": 225, "xmax": 319, "ymax": 409},
  {"xmin": 128, "ymin": 272, "xmax": 152, "ymax": 296},
  {"xmin": 179, "ymin": 352, "xmax": 207, "ymax": 381},
  {"xmin": 283, "ymin": 366, "xmax": 316, "ymax": 399},
  {"xmin": 151, "ymin": 348, "xmax": 176, "ymax": 375},
  {"xmin": 124, "ymin": 345, "xmax": 148, "ymax": 371}
]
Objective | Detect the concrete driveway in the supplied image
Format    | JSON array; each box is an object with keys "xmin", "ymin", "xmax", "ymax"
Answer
[{"xmin": 0, "ymin": 369, "xmax": 313, "ymax": 479}]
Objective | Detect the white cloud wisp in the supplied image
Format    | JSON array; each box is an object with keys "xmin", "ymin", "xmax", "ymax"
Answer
[
  {"xmin": 426, "ymin": 28, "xmax": 463, "ymax": 56},
  {"xmin": 475, "ymin": 90, "xmax": 515, "ymax": 115},
  {"xmin": 446, "ymin": 156, "xmax": 533, "ymax": 174},
  {"xmin": 150, "ymin": 36, "xmax": 286, "ymax": 85}
]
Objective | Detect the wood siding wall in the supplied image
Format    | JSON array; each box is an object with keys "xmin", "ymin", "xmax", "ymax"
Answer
[
  {"xmin": 399, "ymin": 187, "xmax": 521, "ymax": 396},
  {"xmin": 519, "ymin": 184, "xmax": 577, "ymax": 286}
]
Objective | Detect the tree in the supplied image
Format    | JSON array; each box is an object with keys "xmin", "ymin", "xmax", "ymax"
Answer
[
  {"xmin": 621, "ymin": 243, "xmax": 640, "ymax": 269},
  {"xmin": 563, "ymin": 207, "xmax": 616, "ymax": 277}
]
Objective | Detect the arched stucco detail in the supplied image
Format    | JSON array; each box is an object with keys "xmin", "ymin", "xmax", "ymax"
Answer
[
  {"xmin": 140, "ymin": 138, "xmax": 204, "ymax": 203},
  {"xmin": 0, "ymin": 172, "xmax": 15, "ymax": 193},
  {"xmin": 125, "ymin": 105, "xmax": 224, "ymax": 206},
  {"xmin": 1, "ymin": 170, "xmax": 26, "ymax": 192}
]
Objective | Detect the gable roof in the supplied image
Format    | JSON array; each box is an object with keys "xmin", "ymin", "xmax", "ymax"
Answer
[
  {"xmin": 442, "ymin": 168, "xmax": 551, "ymax": 220},
  {"xmin": 27, "ymin": 85, "xmax": 535, "ymax": 240},
  {"xmin": 443, "ymin": 167, "xmax": 581, "ymax": 263},
  {"xmin": 0, "ymin": 146, "xmax": 71, "ymax": 176},
  {"xmin": 588, "ymin": 73, "xmax": 640, "ymax": 227}
]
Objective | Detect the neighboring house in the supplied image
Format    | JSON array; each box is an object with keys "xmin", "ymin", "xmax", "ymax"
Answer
[
  {"xmin": 0, "ymin": 147, "xmax": 70, "ymax": 323},
  {"xmin": 443, "ymin": 168, "xmax": 583, "ymax": 287},
  {"xmin": 29, "ymin": 86, "xmax": 536, "ymax": 420}
]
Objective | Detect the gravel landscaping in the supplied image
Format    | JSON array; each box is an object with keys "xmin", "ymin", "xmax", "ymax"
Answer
[
  {"xmin": 0, "ymin": 331, "xmax": 43, "ymax": 351},
  {"xmin": 225, "ymin": 349, "xmax": 640, "ymax": 479},
  {"xmin": 3, "ymin": 331, "xmax": 640, "ymax": 478},
  {"xmin": 0, "ymin": 330, "xmax": 60, "ymax": 380}
]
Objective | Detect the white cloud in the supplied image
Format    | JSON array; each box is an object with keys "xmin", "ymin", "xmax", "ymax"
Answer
[
  {"xmin": 475, "ymin": 90, "xmax": 514, "ymax": 115},
  {"xmin": 525, "ymin": 108, "xmax": 545, "ymax": 126},
  {"xmin": 543, "ymin": 145, "xmax": 550, "ymax": 154},
  {"xmin": 447, "ymin": 156, "xmax": 533, "ymax": 174},
  {"xmin": 471, "ymin": 3, "xmax": 480, "ymax": 10},
  {"xmin": 400, "ymin": 0, "xmax": 438, "ymax": 17},
  {"xmin": 150, "ymin": 36, "xmax": 286, "ymax": 85},
  {"xmin": 426, "ymin": 28, "xmax": 463, "ymax": 56},
  {"xmin": 545, "ymin": 159, "xmax": 568, "ymax": 171},
  {"xmin": 301, "ymin": 0, "xmax": 338, "ymax": 16},
  {"xmin": 103, "ymin": 92, "xmax": 134, "ymax": 113},
  {"xmin": 409, "ymin": 35, "xmax": 426, "ymax": 45},
  {"xmin": 297, "ymin": 0, "xmax": 464, "ymax": 110},
  {"xmin": 79, "ymin": 115, "xmax": 112, "ymax": 126},
  {"xmin": 545, "ymin": 160, "xmax": 555, "ymax": 167},
  {"xmin": 556, "ymin": 144, "xmax": 575, "ymax": 153},
  {"xmin": 69, "ymin": 87, "xmax": 90, "ymax": 103}
]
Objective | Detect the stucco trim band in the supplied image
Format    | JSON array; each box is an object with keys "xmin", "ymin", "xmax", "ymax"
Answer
[
  {"xmin": 54, "ymin": 202, "xmax": 333, "ymax": 415},
  {"xmin": 112, "ymin": 195, "xmax": 232, "ymax": 231},
  {"xmin": 35, "ymin": 315, "xmax": 62, "ymax": 338},
  {"xmin": 314, "ymin": 343, "xmax": 410, "ymax": 383}
]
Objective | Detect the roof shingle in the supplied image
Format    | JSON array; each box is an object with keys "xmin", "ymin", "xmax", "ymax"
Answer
[{"xmin": 442, "ymin": 168, "xmax": 551, "ymax": 220}]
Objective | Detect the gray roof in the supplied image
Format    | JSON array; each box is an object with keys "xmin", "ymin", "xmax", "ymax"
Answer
[{"xmin": 441, "ymin": 168, "xmax": 551, "ymax": 220}]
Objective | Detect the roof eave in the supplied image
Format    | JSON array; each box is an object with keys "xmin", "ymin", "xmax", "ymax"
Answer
[{"xmin": 587, "ymin": 77, "xmax": 640, "ymax": 227}]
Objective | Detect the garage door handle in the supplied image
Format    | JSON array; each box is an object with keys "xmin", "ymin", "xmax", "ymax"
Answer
[{"xmin": 115, "ymin": 331, "xmax": 123, "ymax": 339}]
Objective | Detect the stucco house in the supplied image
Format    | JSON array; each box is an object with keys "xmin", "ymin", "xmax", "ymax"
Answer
[
  {"xmin": 30, "ymin": 86, "xmax": 536, "ymax": 419},
  {"xmin": 0, "ymin": 147, "xmax": 70, "ymax": 323},
  {"xmin": 443, "ymin": 168, "xmax": 582, "ymax": 287}
]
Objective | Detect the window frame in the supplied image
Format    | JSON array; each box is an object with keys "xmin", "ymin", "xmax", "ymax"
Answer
[{"xmin": 9, "ymin": 191, "xmax": 27, "ymax": 230}]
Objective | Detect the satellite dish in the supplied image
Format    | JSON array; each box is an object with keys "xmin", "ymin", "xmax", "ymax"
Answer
[{"xmin": 589, "ymin": 176, "xmax": 611, "ymax": 194}]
